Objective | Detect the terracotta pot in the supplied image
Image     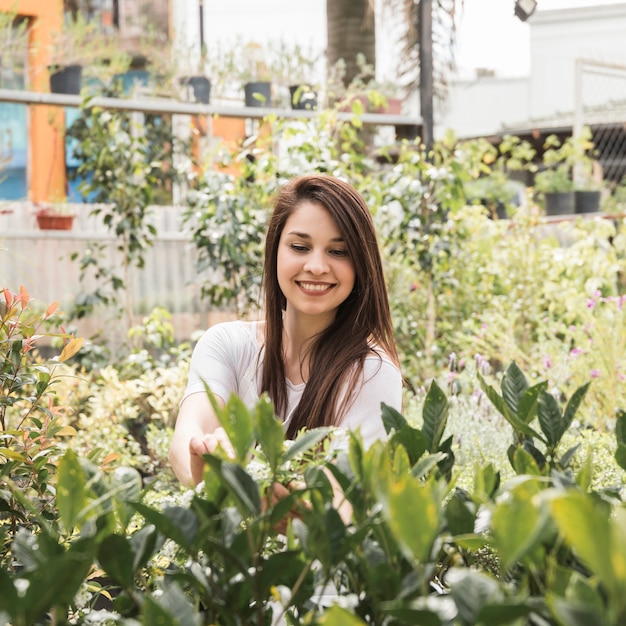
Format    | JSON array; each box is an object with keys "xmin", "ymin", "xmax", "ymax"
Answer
[{"xmin": 36, "ymin": 213, "xmax": 75, "ymax": 231}]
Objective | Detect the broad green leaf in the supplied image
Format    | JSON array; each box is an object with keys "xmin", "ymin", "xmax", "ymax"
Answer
[
  {"xmin": 517, "ymin": 381, "xmax": 548, "ymax": 425},
  {"xmin": 377, "ymin": 472, "xmax": 442, "ymax": 563},
  {"xmin": 478, "ymin": 372, "xmax": 542, "ymax": 440},
  {"xmin": 447, "ymin": 568, "xmax": 503, "ymax": 623},
  {"xmin": 381, "ymin": 401, "xmax": 408, "ymax": 433},
  {"xmin": 411, "ymin": 451, "xmax": 447, "ymax": 480},
  {"xmin": 111, "ymin": 466, "xmax": 142, "ymax": 530},
  {"xmin": 98, "ymin": 534, "xmax": 135, "ymax": 589},
  {"xmin": 615, "ymin": 442, "xmax": 626, "ymax": 473},
  {"xmin": 133, "ymin": 503, "xmax": 198, "ymax": 552},
  {"xmin": 0, "ymin": 447, "xmax": 26, "ymax": 461},
  {"xmin": 550, "ymin": 492, "xmax": 626, "ymax": 599},
  {"xmin": 318, "ymin": 604, "xmax": 367, "ymax": 625},
  {"xmin": 130, "ymin": 523, "xmax": 159, "ymax": 572},
  {"xmin": 473, "ymin": 462, "xmax": 500, "ymax": 502},
  {"xmin": 476, "ymin": 602, "xmax": 538, "ymax": 624},
  {"xmin": 422, "ymin": 379, "xmax": 448, "ymax": 451},
  {"xmin": 57, "ymin": 448, "xmax": 87, "ymax": 532},
  {"xmin": 142, "ymin": 595, "xmax": 179, "ymax": 625},
  {"xmin": 574, "ymin": 451, "xmax": 592, "ymax": 491},
  {"xmin": 221, "ymin": 461, "xmax": 261, "ymax": 516},
  {"xmin": 283, "ymin": 427, "xmax": 332, "ymax": 462},
  {"xmin": 389, "ymin": 426, "xmax": 430, "ymax": 465},
  {"xmin": 501, "ymin": 361, "xmax": 528, "ymax": 415},
  {"xmin": 546, "ymin": 593, "xmax": 604, "ymax": 626},
  {"xmin": 445, "ymin": 489, "xmax": 476, "ymax": 536},
  {"xmin": 491, "ymin": 479, "xmax": 551, "ymax": 572},
  {"xmin": 143, "ymin": 583, "xmax": 200, "ymax": 626},
  {"xmin": 537, "ymin": 391, "xmax": 563, "ymax": 448},
  {"xmin": 510, "ymin": 445, "xmax": 544, "ymax": 476},
  {"xmin": 302, "ymin": 506, "xmax": 346, "ymax": 570},
  {"xmin": 219, "ymin": 393, "xmax": 255, "ymax": 462},
  {"xmin": 254, "ymin": 395, "xmax": 284, "ymax": 474},
  {"xmin": 21, "ymin": 544, "xmax": 94, "ymax": 623},
  {"xmin": 562, "ymin": 382, "xmax": 590, "ymax": 434}
]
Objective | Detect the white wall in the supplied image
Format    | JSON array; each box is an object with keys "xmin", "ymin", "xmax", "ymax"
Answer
[
  {"xmin": 529, "ymin": 3, "xmax": 626, "ymax": 119},
  {"xmin": 438, "ymin": 3, "xmax": 626, "ymax": 138}
]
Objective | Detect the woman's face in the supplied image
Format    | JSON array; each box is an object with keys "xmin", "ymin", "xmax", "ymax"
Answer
[{"xmin": 277, "ymin": 201, "xmax": 355, "ymax": 324}]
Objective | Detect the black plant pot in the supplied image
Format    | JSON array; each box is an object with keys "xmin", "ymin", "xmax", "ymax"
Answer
[
  {"xmin": 574, "ymin": 190, "xmax": 601, "ymax": 214},
  {"xmin": 49, "ymin": 64, "xmax": 82, "ymax": 95},
  {"xmin": 181, "ymin": 75, "xmax": 211, "ymax": 104},
  {"xmin": 289, "ymin": 84, "xmax": 318, "ymax": 110},
  {"xmin": 244, "ymin": 81, "xmax": 272, "ymax": 107},
  {"xmin": 544, "ymin": 191, "xmax": 574, "ymax": 216}
]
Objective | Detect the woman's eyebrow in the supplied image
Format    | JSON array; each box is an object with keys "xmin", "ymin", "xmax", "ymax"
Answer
[{"xmin": 286, "ymin": 230, "xmax": 345, "ymax": 242}]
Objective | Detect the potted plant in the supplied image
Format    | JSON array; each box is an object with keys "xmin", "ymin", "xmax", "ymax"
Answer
[
  {"xmin": 48, "ymin": 14, "xmax": 130, "ymax": 95},
  {"xmin": 35, "ymin": 201, "xmax": 76, "ymax": 230},
  {"xmin": 0, "ymin": 9, "xmax": 29, "ymax": 90},
  {"xmin": 240, "ymin": 41, "xmax": 273, "ymax": 107},
  {"xmin": 267, "ymin": 39, "xmax": 322, "ymax": 110},
  {"xmin": 171, "ymin": 42, "xmax": 212, "ymax": 104},
  {"xmin": 572, "ymin": 126, "xmax": 602, "ymax": 214},
  {"xmin": 534, "ymin": 133, "xmax": 575, "ymax": 216}
]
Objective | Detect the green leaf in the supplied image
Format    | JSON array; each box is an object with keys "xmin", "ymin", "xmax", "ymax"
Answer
[
  {"xmin": 562, "ymin": 382, "xmax": 590, "ymax": 434},
  {"xmin": 517, "ymin": 381, "xmax": 548, "ymax": 425},
  {"xmin": 143, "ymin": 583, "xmax": 200, "ymax": 626},
  {"xmin": 254, "ymin": 395, "xmax": 284, "ymax": 474},
  {"xmin": 381, "ymin": 401, "xmax": 408, "ymax": 433},
  {"xmin": 478, "ymin": 372, "xmax": 542, "ymax": 440},
  {"xmin": 615, "ymin": 442, "xmax": 626, "ymax": 472},
  {"xmin": 546, "ymin": 593, "xmax": 604, "ymax": 626},
  {"xmin": 218, "ymin": 393, "xmax": 255, "ymax": 462},
  {"xmin": 377, "ymin": 472, "xmax": 442, "ymax": 563},
  {"xmin": 537, "ymin": 391, "xmax": 563, "ymax": 448},
  {"xmin": 491, "ymin": 478, "xmax": 551, "ymax": 572},
  {"xmin": 318, "ymin": 604, "xmax": 367, "ymax": 625},
  {"xmin": 422, "ymin": 379, "xmax": 448, "ymax": 451},
  {"xmin": 133, "ymin": 503, "xmax": 198, "ymax": 553},
  {"xmin": 57, "ymin": 448, "xmax": 87, "ymax": 533},
  {"xmin": 473, "ymin": 462, "xmax": 500, "ymax": 502},
  {"xmin": 445, "ymin": 489, "xmax": 476, "ymax": 536},
  {"xmin": 510, "ymin": 445, "xmax": 544, "ymax": 476},
  {"xmin": 283, "ymin": 427, "xmax": 333, "ymax": 463},
  {"xmin": 389, "ymin": 426, "xmax": 430, "ymax": 466},
  {"xmin": 501, "ymin": 361, "xmax": 528, "ymax": 415},
  {"xmin": 550, "ymin": 491, "xmax": 626, "ymax": 599},
  {"xmin": 221, "ymin": 461, "xmax": 261, "ymax": 516},
  {"xmin": 98, "ymin": 534, "xmax": 135, "ymax": 589},
  {"xmin": 411, "ymin": 451, "xmax": 447, "ymax": 480}
]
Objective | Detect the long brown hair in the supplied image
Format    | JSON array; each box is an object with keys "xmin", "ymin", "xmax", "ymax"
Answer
[{"xmin": 261, "ymin": 174, "xmax": 398, "ymax": 438}]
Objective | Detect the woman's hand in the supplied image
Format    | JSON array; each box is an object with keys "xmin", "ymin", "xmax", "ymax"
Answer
[{"xmin": 189, "ymin": 426, "xmax": 235, "ymax": 459}]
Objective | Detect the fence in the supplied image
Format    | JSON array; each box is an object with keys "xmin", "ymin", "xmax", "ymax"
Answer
[{"xmin": 1, "ymin": 201, "xmax": 228, "ymax": 347}]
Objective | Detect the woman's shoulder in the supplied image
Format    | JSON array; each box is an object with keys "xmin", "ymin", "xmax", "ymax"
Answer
[{"xmin": 199, "ymin": 319, "xmax": 263, "ymax": 346}]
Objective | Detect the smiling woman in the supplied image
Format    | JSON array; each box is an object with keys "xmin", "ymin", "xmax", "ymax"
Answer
[{"xmin": 169, "ymin": 174, "xmax": 402, "ymax": 487}]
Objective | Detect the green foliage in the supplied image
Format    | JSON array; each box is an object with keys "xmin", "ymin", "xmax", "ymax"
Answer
[
  {"xmin": 66, "ymin": 99, "xmax": 186, "ymax": 333},
  {"xmin": 1, "ymin": 361, "xmax": 625, "ymax": 624}
]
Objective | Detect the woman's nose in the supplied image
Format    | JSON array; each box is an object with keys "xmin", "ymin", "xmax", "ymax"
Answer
[{"xmin": 303, "ymin": 250, "xmax": 329, "ymax": 274}]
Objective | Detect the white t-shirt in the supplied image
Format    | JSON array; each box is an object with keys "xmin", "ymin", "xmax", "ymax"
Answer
[{"xmin": 183, "ymin": 320, "xmax": 403, "ymax": 448}]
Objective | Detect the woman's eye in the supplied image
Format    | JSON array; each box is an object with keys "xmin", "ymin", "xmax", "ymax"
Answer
[
  {"xmin": 329, "ymin": 249, "xmax": 349, "ymax": 258},
  {"xmin": 290, "ymin": 243, "xmax": 308, "ymax": 252}
]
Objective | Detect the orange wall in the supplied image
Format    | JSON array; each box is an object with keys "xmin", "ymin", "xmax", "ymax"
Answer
[{"xmin": 0, "ymin": 0, "xmax": 65, "ymax": 203}]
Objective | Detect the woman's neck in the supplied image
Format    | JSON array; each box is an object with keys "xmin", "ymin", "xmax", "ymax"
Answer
[{"xmin": 281, "ymin": 309, "xmax": 335, "ymax": 383}]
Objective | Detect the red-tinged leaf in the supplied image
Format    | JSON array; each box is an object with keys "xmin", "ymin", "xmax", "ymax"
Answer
[
  {"xmin": 18, "ymin": 285, "xmax": 29, "ymax": 308},
  {"xmin": 58, "ymin": 337, "xmax": 84, "ymax": 362},
  {"xmin": 3, "ymin": 288, "xmax": 12, "ymax": 308},
  {"xmin": 45, "ymin": 301, "xmax": 60, "ymax": 318}
]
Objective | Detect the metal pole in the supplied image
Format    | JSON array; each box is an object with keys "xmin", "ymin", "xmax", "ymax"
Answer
[
  {"xmin": 199, "ymin": 0, "xmax": 205, "ymax": 51},
  {"xmin": 419, "ymin": 0, "xmax": 433, "ymax": 153}
]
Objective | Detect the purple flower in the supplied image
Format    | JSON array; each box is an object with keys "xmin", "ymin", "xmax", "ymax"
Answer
[{"xmin": 590, "ymin": 369, "xmax": 601, "ymax": 378}]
